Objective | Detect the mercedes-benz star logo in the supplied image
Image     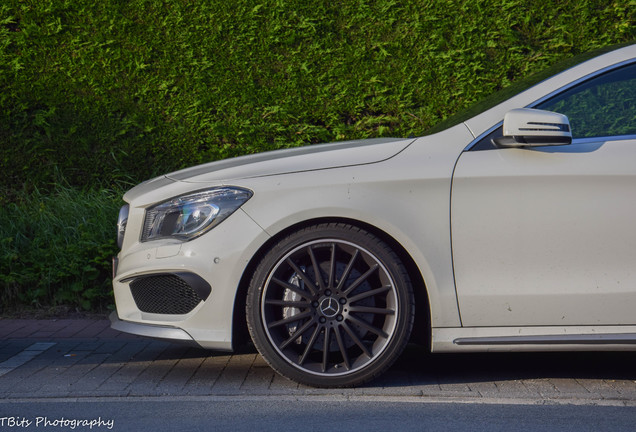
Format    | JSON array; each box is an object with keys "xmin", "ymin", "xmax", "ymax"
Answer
[{"xmin": 319, "ymin": 297, "xmax": 339, "ymax": 318}]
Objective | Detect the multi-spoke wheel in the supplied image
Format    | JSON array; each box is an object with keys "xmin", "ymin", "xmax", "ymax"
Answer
[{"xmin": 247, "ymin": 223, "xmax": 414, "ymax": 387}]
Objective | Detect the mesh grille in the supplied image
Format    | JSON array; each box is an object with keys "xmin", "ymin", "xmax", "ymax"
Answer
[{"xmin": 129, "ymin": 274, "xmax": 202, "ymax": 315}]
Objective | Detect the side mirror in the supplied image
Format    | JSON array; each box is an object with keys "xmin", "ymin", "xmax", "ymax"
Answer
[{"xmin": 493, "ymin": 108, "xmax": 572, "ymax": 147}]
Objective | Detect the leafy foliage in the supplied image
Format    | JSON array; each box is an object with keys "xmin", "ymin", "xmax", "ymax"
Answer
[
  {"xmin": 0, "ymin": 183, "xmax": 120, "ymax": 312},
  {"xmin": 0, "ymin": 0, "xmax": 634, "ymax": 311},
  {"xmin": 1, "ymin": 0, "xmax": 634, "ymax": 195}
]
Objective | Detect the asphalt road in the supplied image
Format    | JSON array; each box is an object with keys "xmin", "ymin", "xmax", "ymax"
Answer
[
  {"xmin": 1, "ymin": 318, "xmax": 636, "ymax": 430},
  {"xmin": 2, "ymin": 397, "xmax": 636, "ymax": 432}
]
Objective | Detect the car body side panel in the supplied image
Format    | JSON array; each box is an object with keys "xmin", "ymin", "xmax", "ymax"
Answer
[
  {"xmin": 238, "ymin": 125, "xmax": 474, "ymax": 329},
  {"xmin": 451, "ymin": 138, "xmax": 636, "ymax": 326}
]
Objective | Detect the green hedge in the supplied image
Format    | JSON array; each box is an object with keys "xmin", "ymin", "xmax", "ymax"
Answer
[
  {"xmin": 1, "ymin": 0, "xmax": 634, "ymax": 198},
  {"xmin": 0, "ymin": 0, "xmax": 634, "ymax": 311},
  {"xmin": 0, "ymin": 183, "xmax": 120, "ymax": 311}
]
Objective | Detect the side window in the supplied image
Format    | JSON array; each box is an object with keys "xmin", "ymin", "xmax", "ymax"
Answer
[{"xmin": 536, "ymin": 63, "xmax": 636, "ymax": 139}]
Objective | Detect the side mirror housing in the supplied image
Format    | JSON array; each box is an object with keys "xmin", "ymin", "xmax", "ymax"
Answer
[{"xmin": 493, "ymin": 108, "xmax": 572, "ymax": 147}]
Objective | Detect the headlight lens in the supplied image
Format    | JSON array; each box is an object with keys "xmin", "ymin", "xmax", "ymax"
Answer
[
  {"xmin": 117, "ymin": 204, "xmax": 129, "ymax": 249},
  {"xmin": 141, "ymin": 187, "xmax": 253, "ymax": 242}
]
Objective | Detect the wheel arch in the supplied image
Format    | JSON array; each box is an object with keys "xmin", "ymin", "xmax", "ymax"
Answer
[{"xmin": 231, "ymin": 216, "xmax": 430, "ymax": 350}]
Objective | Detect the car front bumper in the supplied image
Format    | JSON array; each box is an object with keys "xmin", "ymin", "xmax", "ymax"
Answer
[
  {"xmin": 111, "ymin": 208, "xmax": 269, "ymax": 351},
  {"xmin": 109, "ymin": 311, "xmax": 198, "ymax": 344}
]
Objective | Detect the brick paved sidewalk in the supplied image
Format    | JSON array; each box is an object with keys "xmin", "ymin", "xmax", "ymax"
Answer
[{"xmin": 1, "ymin": 318, "xmax": 635, "ymax": 405}]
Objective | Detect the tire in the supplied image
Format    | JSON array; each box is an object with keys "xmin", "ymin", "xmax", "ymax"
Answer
[{"xmin": 246, "ymin": 223, "xmax": 415, "ymax": 387}]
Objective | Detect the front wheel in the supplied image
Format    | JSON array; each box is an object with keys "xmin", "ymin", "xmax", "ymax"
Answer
[{"xmin": 246, "ymin": 223, "xmax": 415, "ymax": 387}]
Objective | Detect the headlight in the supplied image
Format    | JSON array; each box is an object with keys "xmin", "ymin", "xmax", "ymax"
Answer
[
  {"xmin": 117, "ymin": 204, "xmax": 129, "ymax": 249},
  {"xmin": 141, "ymin": 187, "xmax": 253, "ymax": 242}
]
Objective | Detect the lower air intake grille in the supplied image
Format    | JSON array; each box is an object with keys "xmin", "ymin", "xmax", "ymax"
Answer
[{"xmin": 129, "ymin": 274, "xmax": 205, "ymax": 315}]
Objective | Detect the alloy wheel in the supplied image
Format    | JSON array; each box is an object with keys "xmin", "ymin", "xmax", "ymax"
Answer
[{"xmin": 260, "ymin": 239, "xmax": 400, "ymax": 377}]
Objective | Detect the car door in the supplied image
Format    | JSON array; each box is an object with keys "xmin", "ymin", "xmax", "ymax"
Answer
[{"xmin": 451, "ymin": 62, "xmax": 636, "ymax": 327}]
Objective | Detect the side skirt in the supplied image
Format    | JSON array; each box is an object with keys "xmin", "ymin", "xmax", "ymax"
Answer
[{"xmin": 432, "ymin": 326, "xmax": 636, "ymax": 352}]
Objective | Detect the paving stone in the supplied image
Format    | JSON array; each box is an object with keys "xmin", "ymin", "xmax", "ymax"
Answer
[
  {"xmin": 48, "ymin": 320, "xmax": 86, "ymax": 338},
  {"xmin": 549, "ymin": 378, "xmax": 592, "ymax": 396},
  {"xmin": 210, "ymin": 353, "xmax": 258, "ymax": 394},
  {"xmin": 73, "ymin": 320, "xmax": 111, "ymax": 338},
  {"xmin": 0, "ymin": 321, "xmax": 28, "ymax": 338},
  {"xmin": 238, "ymin": 354, "xmax": 276, "ymax": 394},
  {"xmin": 73, "ymin": 340, "xmax": 107, "ymax": 352},
  {"xmin": 126, "ymin": 346, "xmax": 186, "ymax": 396},
  {"xmin": 3, "ymin": 325, "xmax": 39, "ymax": 339},
  {"xmin": 151, "ymin": 348, "xmax": 207, "ymax": 395},
  {"xmin": 0, "ymin": 341, "xmax": 31, "ymax": 362},
  {"xmin": 576, "ymin": 378, "xmax": 623, "ymax": 400},
  {"xmin": 94, "ymin": 341, "xmax": 154, "ymax": 393},
  {"xmin": 65, "ymin": 353, "xmax": 114, "ymax": 392},
  {"xmin": 184, "ymin": 354, "xmax": 231, "ymax": 395},
  {"xmin": 438, "ymin": 381, "xmax": 472, "ymax": 393},
  {"xmin": 467, "ymin": 381, "xmax": 499, "ymax": 397},
  {"xmin": 492, "ymin": 379, "xmax": 537, "ymax": 397},
  {"xmin": 416, "ymin": 383, "xmax": 444, "ymax": 396},
  {"xmin": 606, "ymin": 379, "xmax": 636, "ymax": 398},
  {"xmin": 0, "ymin": 343, "xmax": 74, "ymax": 395},
  {"xmin": 266, "ymin": 371, "xmax": 301, "ymax": 394},
  {"xmin": 29, "ymin": 350, "xmax": 97, "ymax": 396},
  {"xmin": 96, "ymin": 326, "xmax": 140, "ymax": 339},
  {"xmin": 91, "ymin": 340, "xmax": 128, "ymax": 354},
  {"xmin": 522, "ymin": 378, "xmax": 559, "ymax": 398}
]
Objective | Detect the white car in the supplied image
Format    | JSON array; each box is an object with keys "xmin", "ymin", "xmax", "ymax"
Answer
[{"xmin": 112, "ymin": 44, "xmax": 636, "ymax": 387}]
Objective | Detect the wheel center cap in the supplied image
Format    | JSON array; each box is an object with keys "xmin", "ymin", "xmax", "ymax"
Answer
[{"xmin": 319, "ymin": 297, "xmax": 340, "ymax": 318}]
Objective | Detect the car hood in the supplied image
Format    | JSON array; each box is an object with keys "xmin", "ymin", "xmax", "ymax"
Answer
[
  {"xmin": 166, "ymin": 137, "xmax": 413, "ymax": 183},
  {"xmin": 124, "ymin": 137, "xmax": 414, "ymax": 203}
]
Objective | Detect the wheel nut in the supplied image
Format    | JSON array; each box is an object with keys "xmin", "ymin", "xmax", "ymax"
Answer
[
  {"xmin": 325, "ymin": 289, "xmax": 332, "ymax": 296},
  {"xmin": 312, "ymin": 301, "xmax": 319, "ymax": 308},
  {"xmin": 319, "ymin": 317, "xmax": 327, "ymax": 324},
  {"xmin": 339, "ymin": 298, "xmax": 346, "ymax": 304},
  {"xmin": 336, "ymin": 315, "xmax": 343, "ymax": 322}
]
